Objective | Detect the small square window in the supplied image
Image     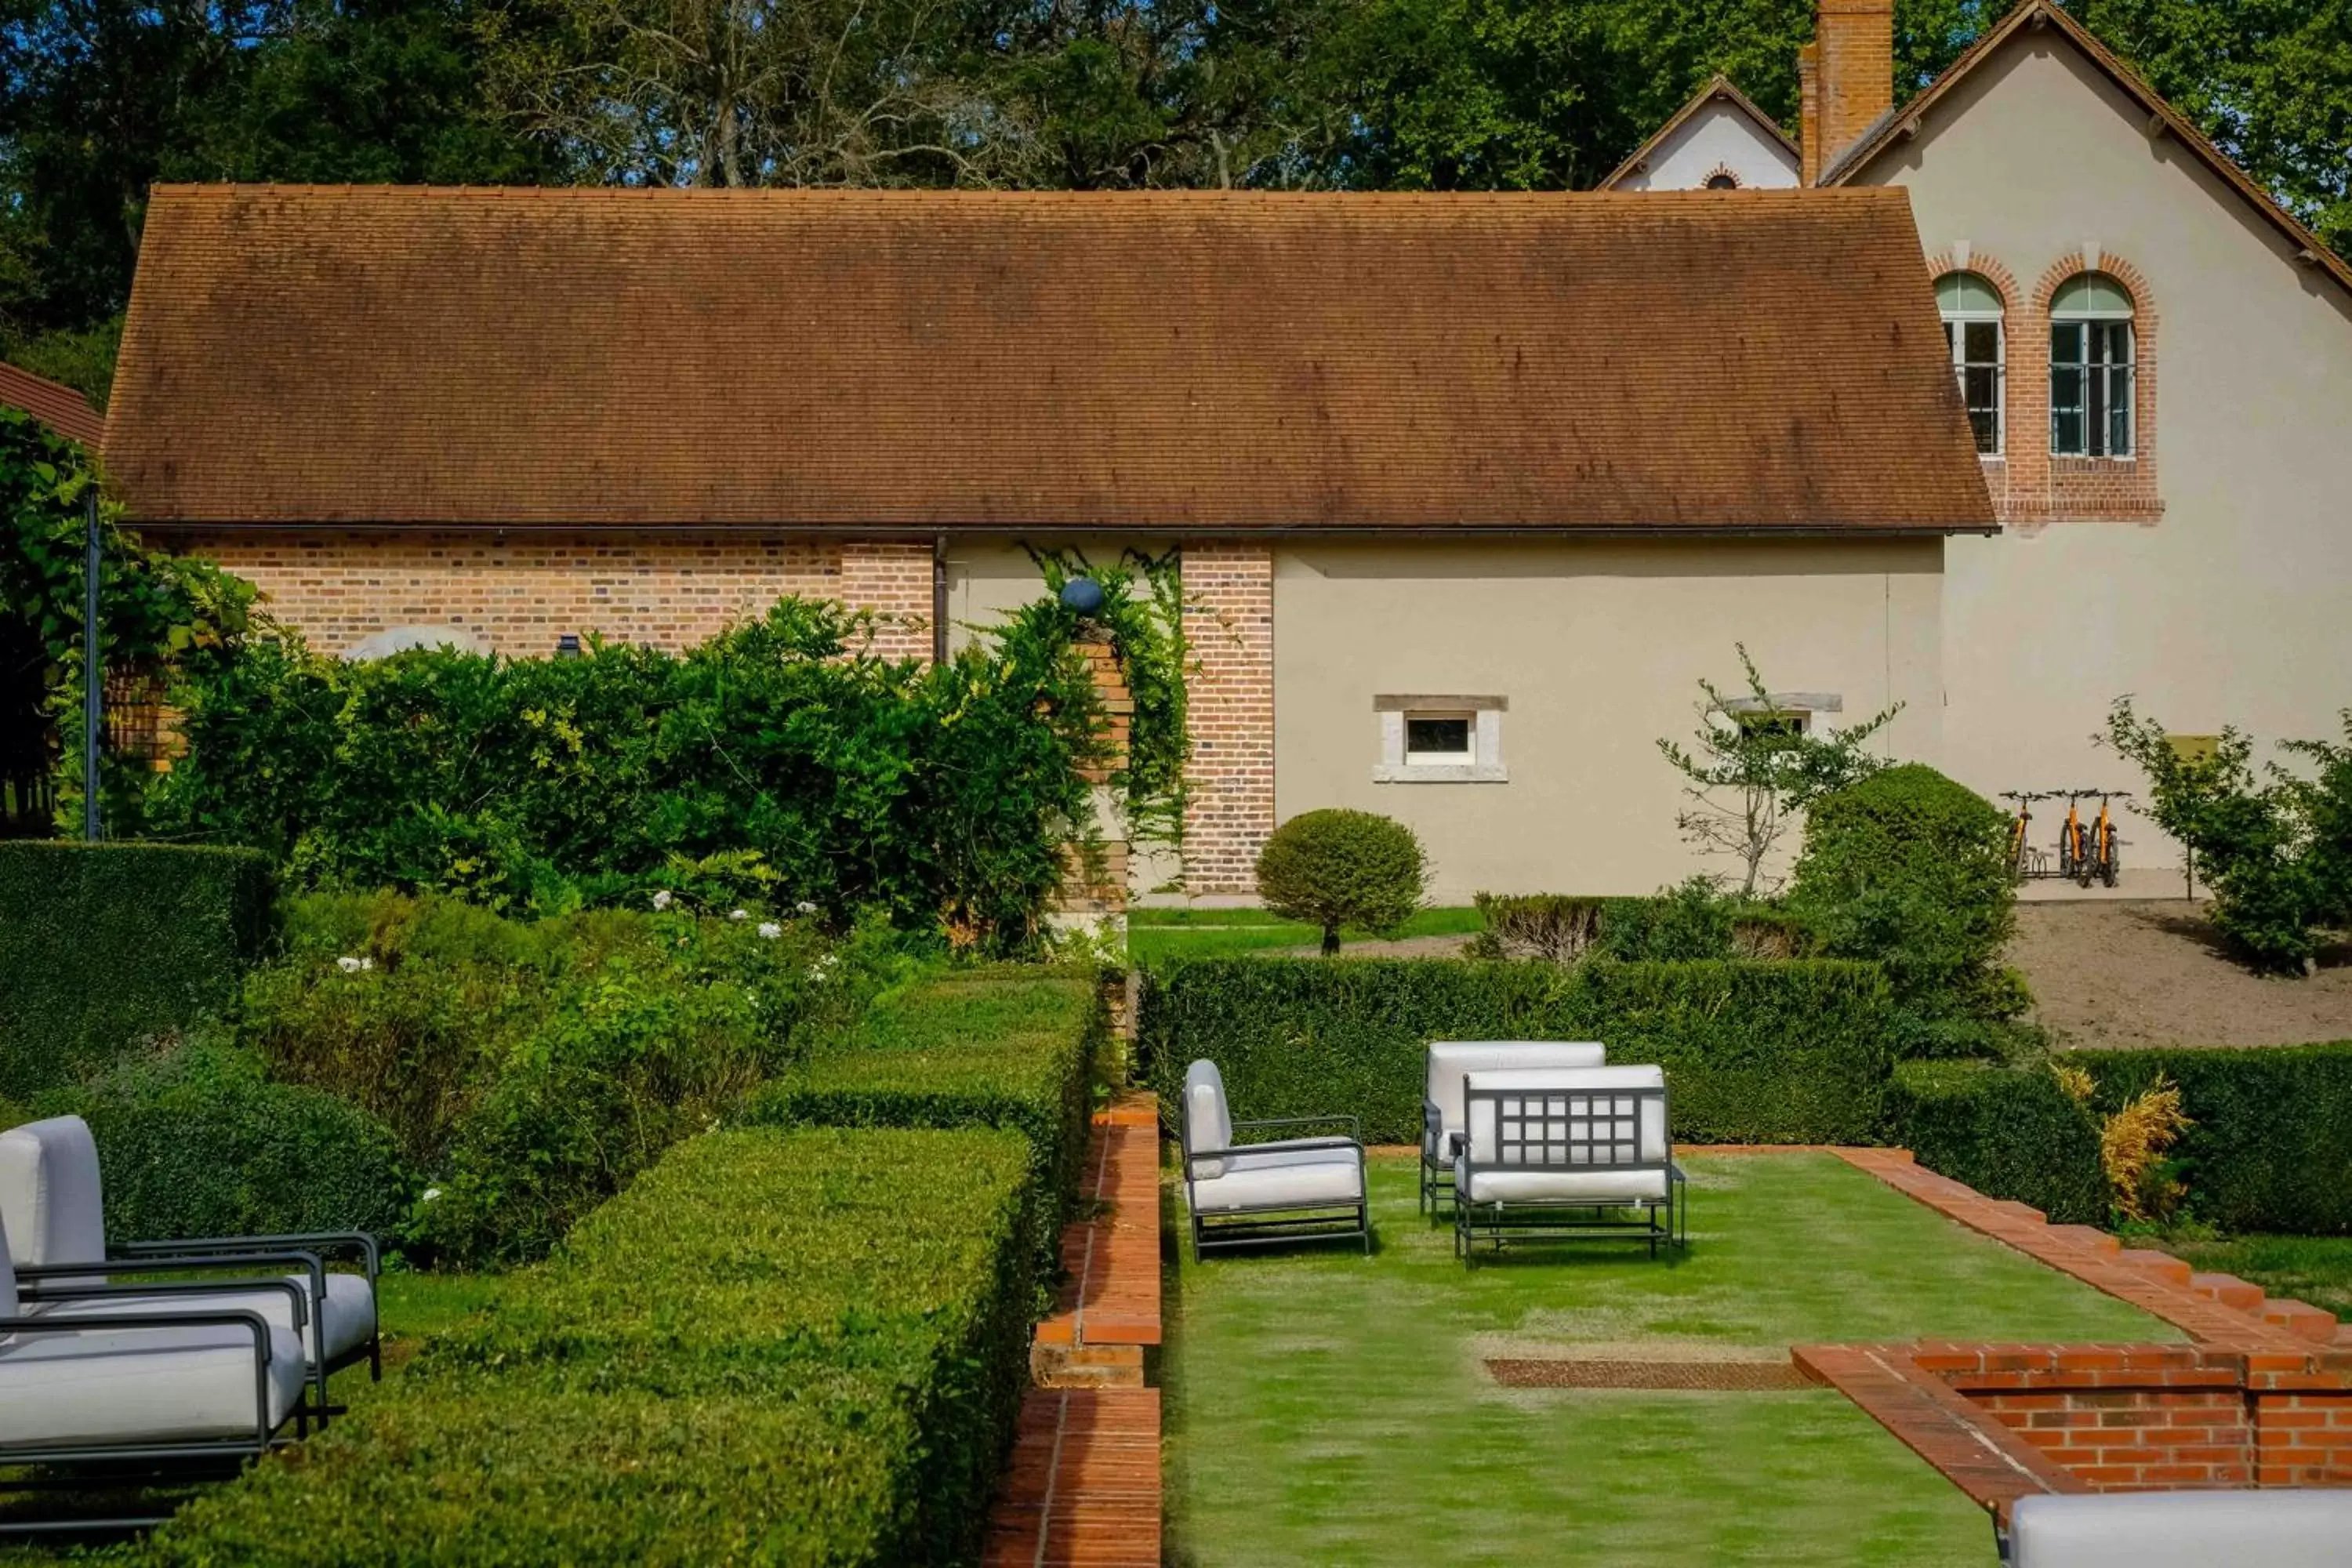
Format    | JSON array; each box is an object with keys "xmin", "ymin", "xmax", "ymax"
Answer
[
  {"xmin": 1735, "ymin": 711, "xmax": 1808, "ymax": 740},
  {"xmin": 1404, "ymin": 714, "xmax": 1473, "ymax": 764}
]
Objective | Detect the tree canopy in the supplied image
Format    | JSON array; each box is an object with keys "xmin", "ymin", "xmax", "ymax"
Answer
[{"xmin": 0, "ymin": 0, "xmax": 2343, "ymax": 405}]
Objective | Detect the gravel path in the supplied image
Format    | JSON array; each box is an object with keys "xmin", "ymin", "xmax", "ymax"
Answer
[{"xmin": 2007, "ymin": 900, "xmax": 2352, "ymax": 1049}]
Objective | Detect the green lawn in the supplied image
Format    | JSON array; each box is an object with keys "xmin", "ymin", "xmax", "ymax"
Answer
[
  {"xmin": 1128, "ymin": 906, "xmax": 1483, "ymax": 963},
  {"xmin": 2158, "ymin": 1232, "xmax": 2352, "ymax": 1317},
  {"xmin": 1165, "ymin": 1152, "xmax": 2172, "ymax": 1568}
]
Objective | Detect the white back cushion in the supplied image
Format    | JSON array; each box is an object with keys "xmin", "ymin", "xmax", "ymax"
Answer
[
  {"xmin": 0, "ymin": 1205, "xmax": 16, "ymax": 1316},
  {"xmin": 1183, "ymin": 1060, "xmax": 1233, "ymax": 1178},
  {"xmin": 1465, "ymin": 1065, "xmax": 1668, "ymax": 1165},
  {"xmin": 1425, "ymin": 1043, "xmax": 1605, "ymax": 1132},
  {"xmin": 2011, "ymin": 1490, "xmax": 2352, "ymax": 1568},
  {"xmin": 0, "ymin": 1116, "xmax": 107, "ymax": 1268}
]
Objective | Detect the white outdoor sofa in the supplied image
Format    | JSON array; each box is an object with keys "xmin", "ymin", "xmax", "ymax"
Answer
[
  {"xmin": 1180, "ymin": 1059, "xmax": 1369, "ymax": 1261},
  {"xmin": 1420, "ymin": 1040, "xmax": 1606, "ymax": 1213},
  {"xmin": 1453, "ymin": 1065, "xmax": 1686, "ymax": 1262},
  {"xmin": 2005, "ymin": 1489, "xmax": 2352, "ymax": 1566},
  {"xmin": 0, "ymin": 1207, "xmax": 312, "ymax": 1535},
  {"xmin": 0, "ymin": 1116, "xmax": 381, "ymax": 1425}
]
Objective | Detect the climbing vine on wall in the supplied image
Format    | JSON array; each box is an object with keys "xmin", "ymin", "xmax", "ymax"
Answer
[{"xmin": 1022, "ymin": 547, "xmax": 1194, "ymax": 867}]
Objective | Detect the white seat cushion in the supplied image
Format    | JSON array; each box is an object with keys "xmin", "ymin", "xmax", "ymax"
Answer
[
  {"xmin": 1457, "ymin": 1161, "xmax": 1671, "ymax": 1203},
  {"xmin": 35, "ymin": 1270, "xmax": 376, "ymax": 1363},
  {"xmin": 1183, "ymin": 1060, "xmax": 1235, "ymax": 1179},
  {"xmin": 2011, "ymin": 1490, "xmax": 2352, "ymax": 1568},
  {"xmin": 1191, "ymin": 1148, "xmax": 1363, "ymax": 1214},
  {"xmin": 0, "ymin": 1116, "xmax": 108, "ymax": 1282},
  {"xmin": 1425, "ymin": 1043, "xmax": 1605, "ymax": 1148},
  {"xmin": 0, "ymin": 1319, "xmax": 305, "ymax": 1446}
]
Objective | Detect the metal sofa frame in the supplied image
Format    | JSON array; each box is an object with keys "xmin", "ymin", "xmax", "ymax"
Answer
[
  {"xmin": 1452, "ymin": 1080, "xmax": 1688, "ymax": 1263},
  {"xmin": 1178, "ymin": 1102, "xmax": 1370, "ymax": 1261}
]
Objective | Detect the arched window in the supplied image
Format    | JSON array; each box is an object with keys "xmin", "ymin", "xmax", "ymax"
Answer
[
  {"xmin": 2050, "ymin": 272, "xmax": 2135, "ymax": 457},
  {"xmin": 1936, "ymin": 271, "xmax": 2004, "ymax": 455},
  {"xmin": 1703, "ymin": 169, "xmax": 1740, "ymax": 190}
]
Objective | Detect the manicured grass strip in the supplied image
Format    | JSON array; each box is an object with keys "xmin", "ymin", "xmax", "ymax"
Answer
[
  {"xmin": 1164, "ymin": 1153, "xmax": 2170, "ymax": 1567},
  {"xmin": 1127, "ymin": 906, "xmax": 1481, "ymax": 962},
  {"xmin": 2158, "ymin": 1233, "xmax": 2352, "ymax": 1317},
  {"xmin": 142, "ymin": 1126, "xmax": 1040, "ymax": 1567}
]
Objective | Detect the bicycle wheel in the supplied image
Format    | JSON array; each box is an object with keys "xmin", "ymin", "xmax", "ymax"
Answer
[
  {"xmin": 2057, "ymin": 822, "xmax": 2077, "ymax": 880},
  {"xmin": 2101, "ymin": 828, "xmax": 2121, "ymax": 888}
]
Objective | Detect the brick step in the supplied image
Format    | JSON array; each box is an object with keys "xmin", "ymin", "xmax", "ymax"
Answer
[
  {"xmin": 2114, "ymin": 1248, "xmax": 2194, "ymax": 1288},
  {"xmin": 2043, "ymin": 1225, "xmax": 2121, "ymax": 1257},
  {"xmin": 2261, "ymin": 1298, "xmax": 2339, "ymax": 1344},
  {"xmin": 1033, "ymin": 1341, "xmax": 1145, "ymax": 1389},
  {"xmin": 2188, "ymin": 1272, "xmax": 2265, "ymax": 1314}
]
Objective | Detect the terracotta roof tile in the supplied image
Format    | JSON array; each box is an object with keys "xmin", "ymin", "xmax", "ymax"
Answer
[
  {"xmin": 0, "ymin": 361, "xmax": 105, "ymax": 448},
  {"xmin": 107, "ymin": 184, "xmax": 1994, "ymax": 532}
]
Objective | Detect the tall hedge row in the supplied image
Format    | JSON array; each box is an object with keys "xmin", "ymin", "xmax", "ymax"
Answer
[
  {"xmin": 742, "ymin": 972, "xmax": 1104, "ymax": 1288},
  {"xmin": 0, "ymin": 841, "xmax": 274, "ymax": 1098},
  {"xmin": 1885, "ymin": 1061, "xmax": 2107, "ymax": 1226},
  {"xmin": 1140, "ymin": 956, "xmax": 1895, "ymax": 1145},
  {"xmin": 2082, "ymin": 1043, "xmax": 2352, "ymax": 1235},
  {"xmin": 141, "ymin": 1126, "xmax": 1044, "ymax": 1566}
]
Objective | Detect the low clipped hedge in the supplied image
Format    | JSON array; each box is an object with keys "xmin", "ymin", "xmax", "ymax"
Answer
[
  {"xmin": 1886, "ymin": 1060, "xmax": 2106, "ymax": 1225},
  {"xmin": 2079, "ymin": 1043, "xmax": 2352, "ymax": 1236},
  {"xmin": 0, "ymin": 841, "xmax": 275, "ymax": 1098},
  {"xmin": 1140, "ymin": 956, "xmax": 1894, "ymax": 1145},
  {"xmin": 28, "ymin": 1042, "xmax": 408, "ymax": 1241},
  {"xmin": 142, "ymin": 1125, "xmax": 1042, "ymax": 1566},
  {"xmin": 742, "ymin": 972, "xmax": 1102, "ymax": 1284}
]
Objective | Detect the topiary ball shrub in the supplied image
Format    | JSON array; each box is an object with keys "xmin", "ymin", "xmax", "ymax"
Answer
[
  {"xmin": 1254, "ymin": 809, "xmax": 1429, "ymax": 956},
  {"xmin": 1788, "ymin": 764, "xmax": 2017, "ymax": 1055}
]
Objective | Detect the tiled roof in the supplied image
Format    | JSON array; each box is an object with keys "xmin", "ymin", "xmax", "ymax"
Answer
[
  {"xmin": 1820, "ymin": 0, "xmax": 2352, "ymax": 298},
  {"xmin": 0, "ymin": 361, "xmax": 105, "ymax": 448},
  {"xmin": 107, "ymin": 184, "xmax": 1994, "ymax": 532}
]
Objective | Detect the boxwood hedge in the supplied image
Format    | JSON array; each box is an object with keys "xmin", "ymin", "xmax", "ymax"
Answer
[
  {"xmin": 1139, "ymin": 956, "xmax": 1894, "ymax": 1145},
  {"xmin": 2077, "ymin": 1042, "xmax": 2352, "ymax": 1236},
  {"xmin": 0, "ymin": 841, "xmax": 274, "ymax": 1098},
  {"xmin": 742, "ymin": 972, "xmax": 1102, "ymax": 1284},
  {"xmin": 1886, "ymin": 1060, "xmax": 2107, "ymax": 1225},
  {"xmin": 142, "ymin": 1125, "xmax": 1041, "ymax": 1566}
]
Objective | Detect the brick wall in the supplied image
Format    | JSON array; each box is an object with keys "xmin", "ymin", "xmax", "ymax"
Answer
[
  {"xmin": 174, "ymin": 531, "xmax": 936, "ymax": 659},
  {"xmin": 1809, "ymin": 0, "xmax": 1893, "ymax": 177},
  {"xmin": 1179, "ymin": 543, "xmax": 1275, "ymax": 896},
  {"xmin": 1974, "ymin": 1382, "xmax": 2253, "ymax": 1490}
]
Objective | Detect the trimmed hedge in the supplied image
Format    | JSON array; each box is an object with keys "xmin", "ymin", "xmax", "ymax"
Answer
[
  {"xmin": 1468, "ymin": 888, "xmax": 1810, "ymax": 963},
  {"xmin": 2078, "ymin": 1043, "xmax": 2352, "ymax": 1236},
  {"xmin": 1139, "ymin": 956, "xmax": 1895, "ymax": 1145},
  {"xmin": 142, "ymin": 1125, "xmax": 1041, "ymax": 1566},
  {"xmin": 0, "ymin": 841, "xmax": 274, "ymax": 1098},
  {"xmin": 1886, "ymin": 1060, "xmax": 2107, "ymax": 1226},
  {"xmin": 742, "ymin": 972, "xmax": 1103, "ymax": 1286},
  {"xmin": 29, "ymin": 1043, "xmax": 408, "ymax": 1243}
]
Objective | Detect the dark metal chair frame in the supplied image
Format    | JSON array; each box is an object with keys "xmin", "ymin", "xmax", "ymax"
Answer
[
  {"xmin": 16, "ymin": 1230, "xmax": 381, "ymax": 1423},
  {"xmin": 1451, "ymin": 1080, "xmax": 1688, "ymax": 1264},
  {"xmin": 0, "ymin": 1291, "xmax": 308, "ymax": 1537},
  {"xmin": 1178, "ymin": 1102, "xmax": 1370, "ymax": 1261}
]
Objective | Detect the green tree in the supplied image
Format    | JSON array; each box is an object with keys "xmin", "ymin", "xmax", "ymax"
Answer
[
  {"xmin": 1255, "ymin": 808, "xmax": 1428, "ymax": 956},
  {"xmin": 1657, "ymin": 644, "xmax": 1901, "ymax": 897}
]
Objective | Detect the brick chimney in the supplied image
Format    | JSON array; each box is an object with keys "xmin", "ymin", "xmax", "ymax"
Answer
[{"xmin": 1799, "ymin": 0, "xmax": 1894, "ymax": 183}]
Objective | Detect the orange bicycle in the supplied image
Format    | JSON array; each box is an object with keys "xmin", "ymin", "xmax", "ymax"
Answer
[
  {"xmin": 2000, "ymin": 791, "xmax": 2049, "ymax": 883},
  {"xmin": 2081, "ymin": 790, "xmax": 2131, "ymax": 888},
  {"xmin": 2056, "ymin": 791, "xmax": 2091, "ymax": 882}
]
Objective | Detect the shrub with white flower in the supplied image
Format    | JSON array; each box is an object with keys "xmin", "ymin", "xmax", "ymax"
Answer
[
  {"xmin": 652, "ymin": 890, "xmax": 673, "ymax": 910},
  {"xmin": 757, "ymin": 921, "xmax": 782, "ymax": 940},
  {"xmin": 421, "ymin": 1187, "xmax": 443, "ymax": 1203},
  {"xmin": 795, "ymin": 901, "xmax": 818, "ymax": 916},
  {"xmin": 336, "ymin": 955, "xmax": 364, "ymax": 973},
  {"xmin": 728, "ymin": 909, "xmax": 749, "ymax": 922}
]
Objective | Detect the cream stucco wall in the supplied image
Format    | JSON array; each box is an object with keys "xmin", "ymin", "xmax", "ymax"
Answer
[
  {"xmin": 1272, "ymin": 538, "xmax": 1942, "ymax": 901},
  {"xmin": 1854, "ymin": 36, "xmax": 2352, "ymax": 866},
  {"xmin": 1618, "ymin": 103, "xmax": 1802, "ymax": 191}
]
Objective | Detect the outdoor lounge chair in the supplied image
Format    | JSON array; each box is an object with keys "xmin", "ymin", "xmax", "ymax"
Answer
[
  {"xmin": 0, "ymin": 1208, "xmax": 312, "ymax": 1535},
  {"xmin": 2005, "ymin": 1489, "xmax": 2352, "ymax": 1566},
  {"xmin": 1454, "ymin": 1065, "xmax": 1686, "ymax": 1262},
  {"xmin": 0, "ymin": 1116, "xmax": 380, "ymax": 1422},
  {"xmin": 1420, "ymin": 1040, "xmax": 1606, "ymax": 1214},
  {"xmin": 1180, "ymin": 1059, "xmax": 1369, "ymax": 1261}
]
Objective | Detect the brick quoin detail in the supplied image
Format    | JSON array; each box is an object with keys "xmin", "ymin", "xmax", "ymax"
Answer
[
  {"xmin": 1180, "ymin": 543, "xmax": 1275, "ymax": 895},
  {"xmin": 1929, "ymin": 246, "xmax": 2162, "ymax": 528},
  {"xmin": 180, "ymin": 532, "xmax": 940, "ymax": 662}
]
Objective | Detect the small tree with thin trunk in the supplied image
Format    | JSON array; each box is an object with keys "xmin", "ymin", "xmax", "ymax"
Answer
[
  {"xmin": 1656, "ymin": 645, "xmax": 1901, "ymax": 897},
  {"xmin": 1255, "ymin": 808, "xmax": 1428, "ymax": 956}
]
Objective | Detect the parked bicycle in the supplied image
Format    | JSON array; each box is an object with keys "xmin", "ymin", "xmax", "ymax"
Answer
[
  {"xmin": 2000, "ymin": 790, "xmax": 2049, "ymax": 884},
  {"xmin": 2080, "ymin": 790, "xmax": 2131, "ymax": 889}
]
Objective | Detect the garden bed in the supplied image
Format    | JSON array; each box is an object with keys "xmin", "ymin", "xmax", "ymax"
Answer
[
  {"xmin": 1163, "ymin": 1152, "xmax": 2168, "ymax": 1566},
  {"xmin": 2009, "ymin": 900, "xmax": 2352, "ymax": 1048}
]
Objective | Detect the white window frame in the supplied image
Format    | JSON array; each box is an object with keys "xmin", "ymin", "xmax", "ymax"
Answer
[
  {"xmin": 1374, "ymin": 695, "xmax": 1507, "ymax": 783},
  {"xmin": 1936, "ymin": 274, "xmax": 2005, "ymax": 458},
  {"xmin": 2049, "ymin": 274, "xmax": 2136, "ymax": 459}
]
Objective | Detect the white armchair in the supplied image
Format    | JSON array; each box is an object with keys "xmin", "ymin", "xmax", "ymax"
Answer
[
  {"xmin": 0, "ymin": 1116, "xmax": 380, "ymax": 1424},
  {"xmin": 1420, "ymin": 1041, "xmax": 1606, "ymax": 1213},
  {"xmin": 1180, "ymin": 1060, "xmax": 1369, "ymax": 1261},
  {"xmin": 0, "ymin": 1208, "xmax": 311, "ymax": 1535},
  {"xmin": 2008, "ymin": 1490, "xmax": 2352, "ymax": 1567},
  {"xmin": 1453, "ymin": 1065, "xmax": 1686, "ymax": 1261}
]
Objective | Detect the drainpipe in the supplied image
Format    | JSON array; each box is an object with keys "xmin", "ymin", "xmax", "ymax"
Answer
[{"xmin": 931, "ymin": 535, "xmax": 949, "ymax": 665}]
